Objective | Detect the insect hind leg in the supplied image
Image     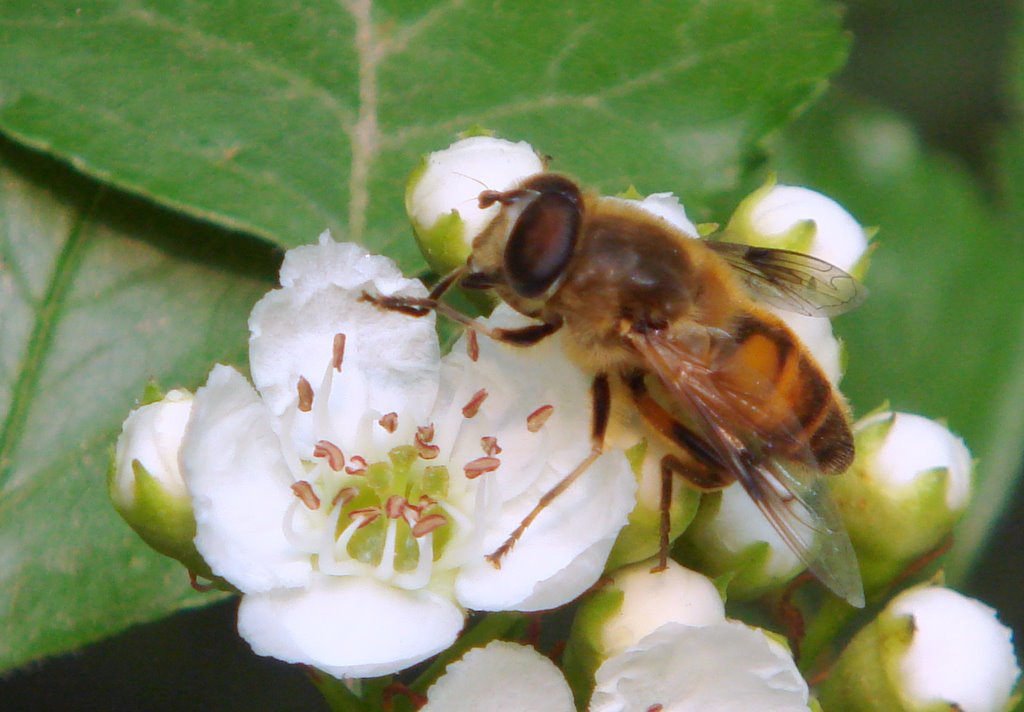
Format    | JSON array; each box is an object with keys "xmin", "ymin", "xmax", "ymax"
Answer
[{"xmin": 486, "ymin": 372, "xmax": 611, "ymax": 567}]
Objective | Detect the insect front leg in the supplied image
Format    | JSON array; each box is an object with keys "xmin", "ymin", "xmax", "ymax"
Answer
[{"xmin": 486, "ymin": 372, "xmax": 611, "ymax": 567}]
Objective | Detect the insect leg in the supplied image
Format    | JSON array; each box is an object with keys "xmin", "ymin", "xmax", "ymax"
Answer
[
  {"xmin": 485, "ymin": 372, "xmax": 611, "ymax": 567},
  {"xmin": 361, "ymin": 290, "xmax": 563, "ymax": 347},
  {"xmin": 653, "ymin": 454, "xmax": 694, "ymax": 572}
]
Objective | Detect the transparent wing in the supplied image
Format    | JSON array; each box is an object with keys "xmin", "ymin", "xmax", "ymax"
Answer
[
  {"xmin": 630, "ymin": 330, "xmax": 865, "ymax": 607},
  {"xmin": 706, "ymin": 241, "xmax": 867, "ymax": 317}
]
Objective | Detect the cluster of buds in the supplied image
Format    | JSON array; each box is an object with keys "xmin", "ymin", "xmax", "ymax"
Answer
[{"xmin": 111, "ymin": 133, "xmax": 1018, "ymax": 711}]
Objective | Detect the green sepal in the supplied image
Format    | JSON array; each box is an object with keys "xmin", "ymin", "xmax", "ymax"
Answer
[
  {"xmin": 849, "ymin": 233, "xmax": 878, "ymax": 282},
  {"xmin": 457, "ymin": 125, "xmax": 496, "ymax": 139},
  {"xmin": 140, "ymin": 379, "xmax": 166, "ymax": 406},
  {"xmin": 818, "ymin": 611, "xmax": 917, "ymax": 711},
  {"xmin": 562, "ymin": 585, "xmax": 625, "ymax": 710},
  {"xmin": 615, "ymin": 185, "xmax": 644, "ymax": 200}
]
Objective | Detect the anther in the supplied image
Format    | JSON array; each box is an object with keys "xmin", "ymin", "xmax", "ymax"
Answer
[
  {"xmin": 464, "ymin": 456, "xmax": 501, "ymax": 479},
  {"xmin": 291, "ymin": 480, "xmax": 321, "ymax": 510},
  {"xmin": 462, "ymin": 389, "xmax": 488, "ymax": 418},
  {"xmin": 332, "ymin": 486, "xmax": 357, "ymax": 507},
  {"xmin": 415, "ymin": 439, "xmax": 440, "ymax": 460},
  {"xmin": 481, "ymin": 436, "xmax": 502, "ymax": 456},
  {"xmin": 526, "ymin": 404, "xmax": 554, "ymax": 432},
  {"xmin": 647, "ymin": 705, "xmax": 664, "ymax": 712},
  {"xmin": 467, "ymin": 330, "xmax": 479, "ymax": 362},
  {"xmin": 332, "ymin": 333, "xmax": 346, "ymax": 371},
  {"xmin": 297, "ymin": 376, "xmax": 314, "ymax": 412},
  {"xmin": 349, "ymin": 507, "xmax": 380, "ymax": 527},
  {"xmin": 385, "ymin": 495, "xmax": 406, "ymax": 519},
  {"xmin": 412, "ymin": 513, "xmax": 448, "ymax": 538},
  {"xmin": 345, "ymin": 455, "xmax": 368, "ymax": 475},
  {"xmin": 416, "ymin": 424, "xmax": 435, "ymax": 444},
  {"xmin": 313, "ymin": 440, "xmax": 345, "ymax": 471},
  {"xmin": 379, "ymin": 412, "xmax": 399, "ymax": 433}
]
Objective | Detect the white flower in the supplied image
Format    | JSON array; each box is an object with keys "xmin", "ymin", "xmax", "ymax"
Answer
[
  {"xmin": 406, "ymin": 135, "xmax": 545, "ymax": 272},
  {"xmin": 891, "ymin": 587, "xmax": 1019, "ymax": 712},
  {"xmin": 821, "ymin": 585, "xmax": 1019, "ymax": 712},
  {"xmin": 180, "ymin": 233, "xmax": 636, "ymax": 678},
  {"xmin": 728, "ymin": 181, "xmax": 870, "ymax": 274}
]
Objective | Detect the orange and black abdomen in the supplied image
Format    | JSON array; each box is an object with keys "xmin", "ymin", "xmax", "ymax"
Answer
[{"xmin": 717, "ymin": 311, "xmax": 854, "ymax": 474}]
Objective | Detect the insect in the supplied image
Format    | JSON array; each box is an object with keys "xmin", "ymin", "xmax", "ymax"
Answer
[{"xmin": 364, "ymin": 172, "xmax": 867, "ymax": 607}]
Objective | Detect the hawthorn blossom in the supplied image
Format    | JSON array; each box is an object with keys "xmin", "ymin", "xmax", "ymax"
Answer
[{"xmin": 178, "ymin": 234, "xmax": 635, "ymax": 677}]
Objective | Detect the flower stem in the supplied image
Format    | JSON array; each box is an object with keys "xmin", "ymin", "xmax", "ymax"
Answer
[{"xmin": 306, "ymin": 668, "xmax": 373, "ymax": 712}]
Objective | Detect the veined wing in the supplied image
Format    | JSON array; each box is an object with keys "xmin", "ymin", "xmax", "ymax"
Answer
[{"xmin": 706, "ymin": 241, "xmax": 866, "ymax": 317}]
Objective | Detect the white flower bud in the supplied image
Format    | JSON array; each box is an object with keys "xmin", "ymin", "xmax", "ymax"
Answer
[
  {"xmin": 675, "ymin": 484, "xmax": 806, "ymax": 601},
  {"xmin": 110, "ymin": 388, "xmax": 203, "ymax": 568},
  {"xmin": 405, "ymin": 135, "xmax": 545, "ymax": 273},
  {"xmin": 727, "ymin": 180, "xmax": 871, "ymax": 275},
  {"xmin": 608, "ymin": 191, "xmax": 699, "ymax": 237},
  {"xmin": 831, "ymin": 411, "xmax": 973, "ymax": 593},
  {"xmin": 821, "ymin": 585, "xmax": 1020, "ymax": 712},
  {"xmin": 599, "ymin": 560, "xmax": 725, "ymax": 658}
]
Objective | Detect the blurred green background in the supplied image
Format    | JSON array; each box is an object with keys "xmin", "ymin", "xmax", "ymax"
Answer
[{"xmin": 1, "ymin": 0, "xmax": 1021, "ymax": 709}]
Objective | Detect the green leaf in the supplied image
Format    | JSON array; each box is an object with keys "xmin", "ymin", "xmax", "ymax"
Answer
[
  {"xmin": 771, "ymin": 98, "xmax": 1024, "ymax": 583},
  {"xmin": 0, "ymin": 0, "xmax": 849, "ymax": 268},
  {"xmin": 0, "ymin": 139, "xmax": 277, "ymax": 672}
]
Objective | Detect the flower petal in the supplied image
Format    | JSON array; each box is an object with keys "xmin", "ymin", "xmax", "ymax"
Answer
[
  {"xmin": 249, "ymin": 236, "xmax": 440, "ymax": 454},
  {"xmin": 183, "ymin": 364, "xmax": 312, "ymax": 592},
  {"xmin": 422, "ymin": 641, "xmax": 574, "ymax": 712},
  {"xmin": 237, "ymin": 575, "xmax": 464, "ymax": 679},
  {"xmin": 591, "ymin": 621, "xmax": 810, "ymax": 712}
]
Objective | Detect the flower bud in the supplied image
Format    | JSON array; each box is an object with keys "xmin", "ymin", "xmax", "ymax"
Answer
[
  {"xmin": 819, "ymin": 585, "xmax": 1019, "ymax": 711},
  {"xmin": 110, "ymin": 387, "xmax": 209, "ymax": 575},
  {"xmin": 610, "ymin": 190, "xmax": 700, "ymax": 237},
  {"xmin": 674, "ymin": 485, "xmax": 806, "ymax": 601},
  {"xmin": 562, "ymin": 560, "xmax": 724, "ymax": 702},
  {"xmin": 726, "ymin": 178, "xmax": 872, "ymax": 277},
  {"xmin": 405, "ymin": 134, "xmax": 545, "ymax": 274},
  {"xmin": 830, "ymin": 411, "xmax": 973, "ymax": 594}
]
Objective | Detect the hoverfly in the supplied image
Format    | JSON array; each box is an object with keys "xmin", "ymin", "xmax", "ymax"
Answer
[{"xmin": 365, "ymin": 172, "xmax": 866, "ymax": 606}]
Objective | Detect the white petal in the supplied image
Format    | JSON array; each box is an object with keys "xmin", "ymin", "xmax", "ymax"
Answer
[
  {"xmin": 238, "ymin": 576, "xmax": 465, "ymax": 679},
  {"xmin": 422, "ymin": 641, "xmax": 574, "ymax": 712},
  {"xmin": 182, "ymin": 365, "xmax": 312, "ymax": 592},
  {"xmin": 437, "ymin": 309, "xmax": 635, "ymax": 610},
  {"xmin": 607, "ymin": 192, "xmax": 699, "ymax": 237},
  {"xmin": 706, "ymin": 484, "xmax": 803, "ymax": 578},
  {"xmin": 113, "ymin": 388, "xmax": 193, "ymax": 506},
  {"xmin": 591, "ymin": 621, "xmax": 810, "ymax": 712},
  {"xmin": 750, "ymin": 185, "xmax": 867, "ymax": 273},
  {"xmin": 408, "ymin": 137, "xmax": 544, "ymax": 247},
  {"xmin": 601, "ymin": 561, "xmax": 725, "ymax": 658},
  {"xmin": 892, "ymin": 587, "xmax": 1019, "ymax": 712},
  {"xmin": 859, "ymin": 412, "xmax": 972, "ymax": 511},
  {"xmin": 248, "ymin": 238, "xmax": 440, "ymax": 453}
]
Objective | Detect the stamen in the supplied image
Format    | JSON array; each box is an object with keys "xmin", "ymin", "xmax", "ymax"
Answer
[
  {"xmin": 412, "ymin": 513, "xmax": 448, "ymax": 538},
  {"xmin": 349, "ymin": 507, "xmax": 380, "ymax": 528},
  {"xmin": 385, "ymin": 495, "xmax": 406, "ymax": 519},
  {"xmin": 332, "ymin": 486, "xmax": 357, "ymax": 507},
  {"xmin": 467, "ymin": 330, "xmax": 479, "ymax": 362},
  {"xmin": 464, "ymin": 456, "xmax": 501, "ymax": 479},
  {"xmin": 462, "ymin": 389, "xmax": 488, "ymax": 418},
  {"xmin": 332, "ymin": 333, "xmax": 346, "ymax": 371},
  {"xmin": 647, "ymin": 705, "xmax": 664, "ymax": 712},
  {"xmin": 291, "ymin": 480, "xmax": 321, "ymax": 510},
  {"xmin": 313, "ymin": 440, "xmax": 345, "ymax": 471},
  {"xmin": 376, "ymin": 518, "xmax": 400, "ymax": 577},
  {"xmin": 526, "ymin": 404, "xmax": 554, "ymax": 432},
  {"xmin": 480, "ymin": 436, "xmax": 502, "ymax": 456},
  {"xmin": 345, "ymin": 455, "xmax": 368, "ymax": 475},
  {"xmin": 297, "ymin": 376, "xmax": 314, "ymax": 412},
  {"xmin": 416, "ymin": 423, "xmax": 435, "ymax": 443},
  {"xmin": 415, "ymin": 439, "xmax": 440, "ymax": 460},
  {"xmin": 379, "ymin": 412, "xmax": 399, "ymax": 433}
]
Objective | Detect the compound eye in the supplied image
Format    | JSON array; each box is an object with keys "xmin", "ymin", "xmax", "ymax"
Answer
[{"xmin": 504, "ymin": 191, "xmax": 580, "ymax": 298}]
